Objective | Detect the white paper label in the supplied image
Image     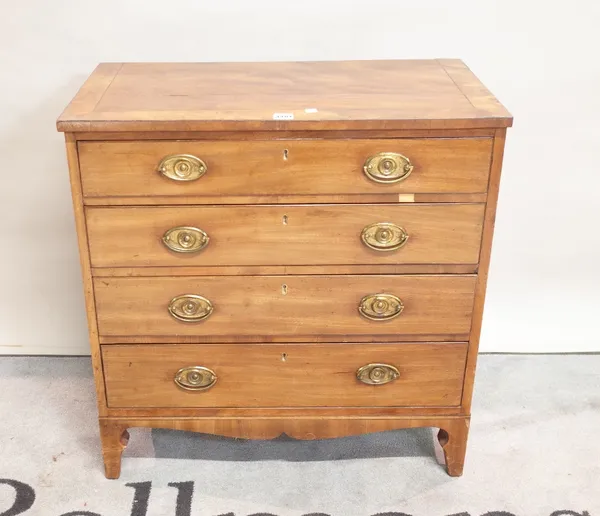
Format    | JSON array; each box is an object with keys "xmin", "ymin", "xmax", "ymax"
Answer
[{"xmin": 272, "ymin": 113, "xmax": 294, "ymax": 120}]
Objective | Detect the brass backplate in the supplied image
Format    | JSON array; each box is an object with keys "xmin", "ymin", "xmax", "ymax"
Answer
[
  {"xmin": 174, "ymin": 366, "xmax": 217, "ymax": 391},
  {"xmin": 359, "ymin": 293, "xmax": 404, "ymax": 321},
  {"xmin": 163, "ymin": 226, "xmax": 209, "ymax": 253},
  {"xmin": 168, "ymin": 294, "xmax": 213, "ymax": 322},
  {"xmin": 361, "ymin": 222, "xmax": 409, "ymax": 251},
  {"xmin": 363, "ymin": 152, "xmax": 413, "ymax": 184},
  {"xmin": 158, "ymin": 154, "xmax": 207, "ymax": 181},
  {"xmin": 356, "ymin": 363, "xmax": 400, "ymax": 385}
]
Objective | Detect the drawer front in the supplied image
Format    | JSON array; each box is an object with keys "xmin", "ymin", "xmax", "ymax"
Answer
[
  {"xmin": 78, "ymin": 139, "xmax": 492, "ymax": 198},
  {"xmin": 94, "ymin": 275, "xmax": 476, "ymax": 337},
  {"xmin": 102, "ymin": 343, "xmax": 468, "ymax": 408},
  {"xmin": 87, "ymin": 204, "xmax": 485, "ymax": 268}
]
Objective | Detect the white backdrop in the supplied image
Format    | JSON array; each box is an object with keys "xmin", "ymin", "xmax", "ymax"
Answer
[{"xmin": 0, "ymin": 1, "xmax": 598, "ymax": 354}]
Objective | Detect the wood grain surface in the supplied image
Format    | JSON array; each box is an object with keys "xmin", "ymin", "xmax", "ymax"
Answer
[
  {"xmin": 83, "ymin": 193, "xmax": 488, "ymax": 206},
  {"xmin": 461, "ymin": 129, "xmax": 508, "ymax": 411},
  {"xmin": 86, "ymin": 204, "xmax": 485, "ymax": 267},
  {"xmin": 93, "ymin": 274, "xmax": 477, "ymax": 337},
  {"xmin": 78, "ymin": 138, "xmax": 492, "ymax": 198},
  {"xmin": 98, "ymin": 334, "xmax": 471, "ymax": 345},
  {"xmin": 71, "ymin": 128, "xmax": 497, "ymax": 141},
  {"xmin": 64, "ymin": 134, "xmax": 108, "ymax": 415},
  {"xmin": 103, "ymin": 405, "xmax": 464, "ymax": 419},
  {"xmin": 92, "ymin": 264, "xmax": 479, "ymax": 278},
  {"xmin": 102, "ymin": 343, "xmax": 467, "ymax": 408},
  {"xmin": 57, "ymin": 60, "xmax": 512, "ymax": 132},
  {"xmin": 98, "ymin": 415, "xmax": 470, "ymax": 478}
]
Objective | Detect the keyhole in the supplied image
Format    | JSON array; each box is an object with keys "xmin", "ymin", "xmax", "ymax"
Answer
[
  {"xmin": 283, "ymin": 149, "xmax": 289, "ymax": 161},
  {"xmin": 281, "ymin": 353, "xmax": 287, "ymax": 362},
  {"xmin": 282, "ymin": 214, "xmax": 288, "ymax": 225},
  {"xmin": 282, "ymin": 284, "xmax": 288, "ymax": 295}
]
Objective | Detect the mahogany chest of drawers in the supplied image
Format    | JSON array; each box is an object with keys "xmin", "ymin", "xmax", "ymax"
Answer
[{"xmin": 57, "ymin": 59, "xmax": 512, "ymax": 478}]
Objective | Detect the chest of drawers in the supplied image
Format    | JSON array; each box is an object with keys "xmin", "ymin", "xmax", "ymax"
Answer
[{"xmin": 57, "ymin": 59, "xmax": 511, "ymax": 478}]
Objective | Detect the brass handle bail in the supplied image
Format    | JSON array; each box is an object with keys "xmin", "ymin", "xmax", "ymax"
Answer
[
  {"xmin": 359, "ymin": 293, "xmax": 404, "ymax": 321},
  {"xmin": 356, "ymin": 363, "xmax": 400, "ymax": 385},
  {"xmin": 163, "ymin": 226, "xmax": 210, "ymax": 253},
  {"xmin": 168, "ymin": 294, "xmax": 213, "ymax": 322},
  {"xmin": 158, "ymin": 154, "xmax": 207, "ymax": 181},
  {"xmin": 363, "ymin": 152, "xmax": 413, "ymax": 183},
  {"xmin": 174, "ymin": 366, "xmax": 217, "ymax": 391},
  {"xmin": 361, "ymin": 222, "xmax": 408, "ymax": 251}
]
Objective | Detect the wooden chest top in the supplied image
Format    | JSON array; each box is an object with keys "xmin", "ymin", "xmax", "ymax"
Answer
[{"xmin": 57, "ymin": 59, "xmax": 512, "ymax": 133}]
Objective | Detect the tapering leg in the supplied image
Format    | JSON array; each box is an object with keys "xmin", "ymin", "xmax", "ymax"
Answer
[
  {"xmin": 98, "ymin": 419, "xmax": 129, "ymax": 479},
  {"xmin": 437, "ymin": 418, "xmax": 470, "ymax": 477}
]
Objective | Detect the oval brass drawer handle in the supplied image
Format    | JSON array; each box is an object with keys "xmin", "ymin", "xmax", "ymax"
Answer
[
  {"xmin": 174, "ymin": 366, "xmax": 217, "ymax": 391},
  {"xmin": 356, "ymin": 363, "xmax": 400, "ymax": 385},
  {"xmin": 162, "ymin": 226, "xmax": 209, "ymax": 253},
  {"xmin": 361, "ymin": 222, "xmax": 408, "ymax": 252},
  {"xmin": 363, "ymin": 152, "xmax": 413, "ymax": 184},
  {"xmin": 359, "ymin": 293, "xmax": 404, "ymax": 321},
  {"xmin": 168, "ymin": 294, "xmax": 213, "ymax": 322},
  {"xmin": 158, "ymin": 154, "xmax": 207, "ymax": 181}
]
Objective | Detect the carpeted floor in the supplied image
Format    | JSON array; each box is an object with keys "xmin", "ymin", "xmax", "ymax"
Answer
[{"xmin": 0, "ymin": 354, "xmax": 598, "ymax": 516}]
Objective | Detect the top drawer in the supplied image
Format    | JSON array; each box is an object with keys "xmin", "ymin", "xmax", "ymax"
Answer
[{"xmin": 78, "ymin": 139, "xmax": 492, "ymax": 199}]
